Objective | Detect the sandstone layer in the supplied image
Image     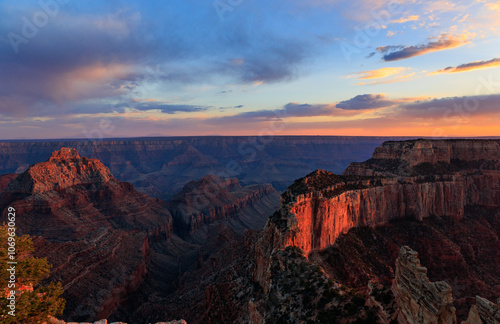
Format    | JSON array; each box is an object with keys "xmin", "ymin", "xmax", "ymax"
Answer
[{"xmin": 462, "ymin": 296, "xmax": 500, "ymax": 324}]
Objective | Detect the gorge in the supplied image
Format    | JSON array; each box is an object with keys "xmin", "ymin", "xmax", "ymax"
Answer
[{"xmin": 0, "ymin": 138, "xmax": 499, "ymax": 323}]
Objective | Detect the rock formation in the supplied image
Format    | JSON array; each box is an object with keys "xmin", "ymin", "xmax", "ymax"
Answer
[
  {"xmin": 254, "ymin": 139, "xmax": 500, "ymax": 321},
  {"xmin": 168, "ymin": 174, "xmax": 279, "ymax": 239},
  {"xmin": 392, "ymin": 246, "xmax": 457, "ymax": 324},
  {"xmin": 1, "ymin": 139, "xmax": 499, "ymax": 323},
  {"xmin": 254, "ymin": 139, "xmax": 500, "ymax": 288},
  {"xmin": 0, "ymin": 148, "xmax": 173, "ymax": 321},
  {"xmin": 462, "ymin": 296, "xmax": 500, "ymax": 324},
  {"xmin": 344, "ymin": 139, "xmax": 500, "ymax": 177}
]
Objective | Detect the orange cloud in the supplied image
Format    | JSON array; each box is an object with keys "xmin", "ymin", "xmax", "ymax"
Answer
[
  {"xmin": 51, "ymin": 63, "xmax": 134, "ymax": 102},
  {"xmin": 431, "ymin": 57, "xmax": 500, "ymax": 74},
  {"xmin": 351, "ymin": 67, "xmax": 408, "ymax": 80},
  {"xmin": 390, "ymin": 15, "xmax": 420, "ymax": 24},
  {"xmin": 356, "ymin": 72, "xmax": 416, "ymax": 85},
  {"xmin": 377, "ymin": 33, "xmax": 470, "ymax": 61},
  {"xmin": 486, "ymin": 1, "xmax": 500, "ymax": 12}
]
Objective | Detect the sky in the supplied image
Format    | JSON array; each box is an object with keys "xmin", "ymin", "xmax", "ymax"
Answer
[{"xmin": 0, "ymin": 0, "xmax": 500, "ymax": 139}]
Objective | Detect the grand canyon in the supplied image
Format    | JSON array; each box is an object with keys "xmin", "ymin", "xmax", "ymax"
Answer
[
  {"xmin": 0, "ymin": 137, "xmax": 499, "ymax": 323},
  {"xmin": 3, "ymin": 1, "xmax": 500, "ymax": 322}
]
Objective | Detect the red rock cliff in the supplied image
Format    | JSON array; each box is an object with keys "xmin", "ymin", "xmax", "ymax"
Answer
[{"xmin": 255, "ymin": 139, "xmax": 500, "ymax": 291}]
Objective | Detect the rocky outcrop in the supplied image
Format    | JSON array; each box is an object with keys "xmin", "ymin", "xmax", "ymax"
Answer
[
  {"xmin": 462, "ymin": 297, "xmax": 500, "ymax": 324},
  {"xmin": 254, "ymin": 139, "xmax": 500, "ymax": 317},
  {"xmin": 2, "ymin": 148, "xmax": 173, "ymax": 239},
  {"xmin": 6, "ymin": 148, "xmax": 113, "ymax": 194},
  {"xmin": 254, "ymin": 140, "xmax": 500, "ymax": 290},
  {"xmin": 0, "ymin": 148, "xmax": 173, "ymax": 322},
  {"xmin": 392, "ymin": 246, "xmax": 457, "ymax": 324}
]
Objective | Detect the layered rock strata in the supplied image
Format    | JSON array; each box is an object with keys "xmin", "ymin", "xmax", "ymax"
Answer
[
  {"xmin": 168, "ymin": 175, "xmax": 279, "ymax": 238},
  {"xmin": 0, "ymin": 148, "xmax": 173, "ymax": 321},
  {"xmin": 462, "ymin": 296, "xmax": 500, "ymax": 324},
  {"xmin": 392, "ymin": 246, "xmax": 457, "ymax": 324},
  {"xmin": 255, "ymin": 140, "xmax": 500, "ymax": 291},
  {"xmin": 48, "ymin": 318, "xmax": 187, "ymax": 324}
]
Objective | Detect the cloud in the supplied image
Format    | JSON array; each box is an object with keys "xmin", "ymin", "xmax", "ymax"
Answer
[
  {"xmin": 485, "ymin": 1, "xmax": 500, "ymax": 12},
  {"xmin": 131, "ymin": 102, "xmax": 211, "ymax": 114},
  {"xmin": 390, "ymin": 15, "xmax": 420, "ymax": 24},
  {"xmin": 376, "ymin": 34, "xmax": 470, "ymax": 61},
  {"xmin": 356, "ymin": 72, "xmax": 416, "ymax": 85},
  {"xmin": 397, "ymin": 94, "xmax": 500, "ymax": 119},
  {"xmin": 215, "ymin": 103, "xmax": 337, "ymax": 122},
  {"xmin": 336, "ymin": 94, "xmax": 396, "ymax": 110},
  {"xmin": 348, "ymin": 67, "xmax": 408, "ymax": 80},
  {"xmin": 218, "ymin": 37, "xmax": 307, "ymax": 84},
  {"xmin": 0, "ymin": 3, "xmax": 311, "ymax": 118},
  {"xmin": 431, "ymin": 57, "xmax": 500, "ymax": 74}
]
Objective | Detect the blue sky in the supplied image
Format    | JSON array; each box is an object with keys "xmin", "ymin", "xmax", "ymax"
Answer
[{"xmin": 0, "ymin": 0, "xmax": 500, "ymax": 139}]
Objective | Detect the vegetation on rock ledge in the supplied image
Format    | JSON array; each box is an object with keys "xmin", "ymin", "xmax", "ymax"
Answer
[{"xmin": 0, "ymin": 224, "xmax": 65, "ymax": 324}]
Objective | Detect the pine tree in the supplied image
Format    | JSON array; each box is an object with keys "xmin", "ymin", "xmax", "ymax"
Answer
[{"xmin": 0, "ymin": 224, "xmax": 65, "ymax": 323}]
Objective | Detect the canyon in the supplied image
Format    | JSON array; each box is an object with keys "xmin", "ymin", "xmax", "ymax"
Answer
[
  {"xmin": 0, "ymin": 138, "xmax": 499, "ymax": 323},
  {"xmin": 0, "ymin": 147, "xmax": 279, "ymax": 322},
  {"xmin": 0, "ymin": 136, "xmax": 412, "ymax": 199}
]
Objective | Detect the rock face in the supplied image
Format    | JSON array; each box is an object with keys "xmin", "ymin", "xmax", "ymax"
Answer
[
  {"xmin": 255, "ymin": 139, "xmax": 500, "ymax": 287},
  {"xmin": 462, "ymin": 297, "xmax": 500, "ymax": 324},
  {"xmin": 392, "ymin": 246, "xmax": 457, "ymax": 324},
  {"xmin": 0, "ymin": 148, "xmax": 173, "ymax": 322},
  {"xmin": 344, "ymin": 139, "xmax": 500, "ymax": 177},
  {"xmin": 254, "ymin": 139, "xmax": 500, "ymax": 320}
]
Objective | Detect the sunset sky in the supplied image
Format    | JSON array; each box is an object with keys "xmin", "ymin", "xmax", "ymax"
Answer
[{"xmin": 1, "ymin": 0, "xmax": 500, "ymax": 139}]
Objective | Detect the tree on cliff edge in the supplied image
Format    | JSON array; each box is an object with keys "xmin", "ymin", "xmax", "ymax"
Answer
[{"xmin": 0, "ymin": 224, "xmax": 65, "ymax": 323}]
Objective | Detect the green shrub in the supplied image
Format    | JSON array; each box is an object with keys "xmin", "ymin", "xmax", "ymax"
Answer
[{"xmin": 0, "ymin": 225, "xmax": 65, "ymax": 323}]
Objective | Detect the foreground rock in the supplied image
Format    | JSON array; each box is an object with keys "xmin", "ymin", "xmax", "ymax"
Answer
[
  {"xmin": 392, "ymin": 246, "xmax": 456, "ymax": 324},
  {"xmin": 462, "ymin": 297, "xmax": 500, "ymax": 324}
]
